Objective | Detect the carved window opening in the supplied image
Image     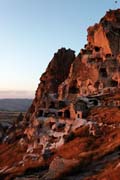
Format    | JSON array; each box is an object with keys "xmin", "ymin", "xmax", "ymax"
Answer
[
  {"xmin": 69, "ymin": 80, "xmax": 79, "ymax": 94},
  {"xmin": 94, "ymin": 81, "xmax": 100, "ymax": 89},
  {"xmin": 99, "ymin": 68, "xmax": 108, "ymax": 77},
  {"xmin": 58, "ymin": 111, "xmax": 63, "ymax": 117},
  {"xmin": 94, "ymin": 46, "xmax": 100, "ymax": 52},
  {"xmin": 59, "ymin": 101, "xmax": 66, "ymax": 109},
  {"xmin": 64, "ymin": 110, "xmax": 70, "ymax": 118},
  {"xmin": 75, "ymin": 101, "xmax": 88, "ymax": 111},
  {"xmin": 110, "ymin": 80, "xmax": 118, "ymax": 87},
  {"xmin": 69, "ymin": 86, "xmax": 79, "ymax": 94},
  {"xmin": 44, "ymin": 112, "xmax": 48, "ymax": 117},
  {"xmin": 49, "ymin": 101, "xmax": 55, "ymax": 108},
  {"xmin": 38, "ymin": 110, "xmax": 44, "ymax": 117},
  {"xmin": 78, "ymin": 114, "xmax": 80, "ymax": 118},
  {"xmin": 77, "ymin": 112, "xmax": 82, "ymax": 119},
  {"xmin": 105, "ymin": 54, "xmax": 112, "ymax": 58}
]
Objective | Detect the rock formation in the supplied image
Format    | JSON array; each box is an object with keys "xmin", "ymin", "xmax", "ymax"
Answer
[
  {"xmin": 1, "ymin": 9, "xmax": 120, "ymax": 180},
  {"xmin": 87, "ymin": 9, "xmax": 120, "ymax": 56},
  {"xmin": 25, "ymin": 9, "xmax": 120, "ymax": 126},
  {"xmin": 25, "ymin": 48, "xmax": 75, "ymax": 122}
]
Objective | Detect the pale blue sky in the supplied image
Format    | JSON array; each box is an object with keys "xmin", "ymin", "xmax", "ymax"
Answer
[{"xmin": 0, "ymin": 0, "xmax": 119, "ymax": 96}]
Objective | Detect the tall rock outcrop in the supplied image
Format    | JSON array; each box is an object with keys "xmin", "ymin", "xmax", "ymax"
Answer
[
  {"xmin": 2, "ymin": 9, "xmax": 120, "ymax": 180},
  {"xmin": 87, "ymin": 9, "xmax": 120, "ymax": 55},
  {"xmin": 25, "ymin": 48, "xmax": 75, "ymax": 122},
  {"xmin": 58, "ymin": 9, "xmax": 120, "ymax": 100},
  {"xmin": 25, "ymin": 9, "xmax": 120, "ymax": 123}
]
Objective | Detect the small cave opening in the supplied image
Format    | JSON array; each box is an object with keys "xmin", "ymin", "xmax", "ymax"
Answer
[
  {"xmin": 49, "ymin": 101, "xmax": 55, "ymax": 109},
  {"xmin": 110, "ymin": 80, "xmax": 118, "ymax": 87},
  {"xmin": 69, "ymin": 80, "xmax": 79, "ymax": 94},
  {"xmin": 93, "ymin": 100, "xmax": 99, "ymax": 106},
  {"xmin": 58, "ymin": 111, "xmax": 63, "ymax": 117},
  {"xmin": 99, "ymin": 68, "xmax": 108, "ymax": 78},
  {"xmin": 77, "ymin": 112, "xmax": 82, "ymax": 119},
  {"xmin": 94, "ymin": 46, "xmax": 100, "ymax": 52},
  {"xmin": 75, "ymin": 100, "xmax": 88, "ymax": 112},
  {"xmin": 94, "ymin": 81, "xmax": 100, "ymax": 89},
  {"xmin": 69, "ymin": 86, "xmax": 79, "ymax": 94},
  {"xmin": 44, "ymin": 112, "xmax": 48, "ymax": 117},
  {"xmin": 58, "ymin": 101, "xmax": 66, "ymax": 109},
  {"xmin": 64, "ymin": 110, "xmax": 70, "ymax": 118},
  {"xmin": 38, "ymin": 110, "xmax": 44, "ymax": 117},
  {"xmin": 105, "ymin": 54, "xmax": 112, "ymax": 58}
]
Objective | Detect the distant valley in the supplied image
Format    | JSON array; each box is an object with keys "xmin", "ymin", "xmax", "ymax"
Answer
[{"xmin": 0, "ymin": 99, "xmax": 32, "ymax": 112}]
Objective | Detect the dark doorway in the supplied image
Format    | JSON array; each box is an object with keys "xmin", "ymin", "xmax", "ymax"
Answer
[
  {"xmin": 105, "ymin": 54, "xmax": 112, "ymax": 58},
  {"xmin": 69, "ymin": 86, "xmax": 79, "ymax": 94},
  {"xmin": 94, "ymin": 46, "xmax": 100, "ymax": 52},
  {"xmin": 64, "ymin": 110, "xmax": 70, "ymax": 118},
  {"xmin": 110, "ymin": 80, "xmax": 118, "ymax": 87},
  {"xmin": 69, "ymin": 80, "xmax": 79, "ymax": 94},
  {"xmin": 49, "ymin": 101, "xmax": 55, "ymax": 108},
  {"xmin": 94, "ymin": 81, "xmax": 100, "ymax": 89},
  {"xmin": 58, "ymin": 111, "xmax": 63, "ymax": 117},
  {"xmin": 59, "ymin": 101, "xmax": 66, "ymax": 108},
  {"xmin": 44, "ymin": 112, "xmax": 48, "ymax": 117},
  {"xmin": 38, "ymin": 110, "xmax": 43, "ymax": 117},
  {"xmin": 99, "ymin": 68, "xmax": 107, "ymax": 77}
]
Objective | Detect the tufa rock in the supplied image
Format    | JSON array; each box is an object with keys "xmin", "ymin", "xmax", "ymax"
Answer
[
  {"xmin": 87, "ymin": 9, "xmax": 120, "ymax": 56},
  {"xmin": 25, "ymin": 48, "xmax": 75, "ymax": 122}
]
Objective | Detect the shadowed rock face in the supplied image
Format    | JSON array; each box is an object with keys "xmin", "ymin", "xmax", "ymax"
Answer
[
  {"xmin": 39, "ymin": 48, "xmax": 75, "ymax": 94},
  {"xmin": 87, "ymin": 9, "xmax": 120, "ymax": 56},
  {"xmin": 25, "ymin": 48, "xmax": 75, "ymax": 121}
]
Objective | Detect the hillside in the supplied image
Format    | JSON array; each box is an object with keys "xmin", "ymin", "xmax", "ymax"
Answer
[{"xmin": 0, "ymin": 9, "xmax": 120, "ymax": 180}]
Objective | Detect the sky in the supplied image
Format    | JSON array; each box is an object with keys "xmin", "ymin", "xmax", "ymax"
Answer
[{"xmin": 0, "ymin": 0, "xmax": 119, "ymax": 98}]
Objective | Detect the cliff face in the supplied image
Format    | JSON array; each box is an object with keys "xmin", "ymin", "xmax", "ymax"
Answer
[
  {"xmin": 26, "ymin": 9, "xmax": 120, "ymax": 123},
  {"xmin": 25, "ymin": 48, "xmax": 75, "ymax": 122},
  {"xmin": 58, "ymin": 48, "xmax": 120, "ymax": 101},
  {"xmin": 57, "ymin": 9, "xmax": 120, "ymax": 101},
  {"xmin": 1, "ymin": 9, "xmax": 120, "ymax": 180},
  {"xmin": 87, "ymin": 9, "xmax": 120, "ymax": 56}
]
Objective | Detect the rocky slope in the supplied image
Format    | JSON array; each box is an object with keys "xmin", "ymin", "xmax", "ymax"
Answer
[{"xmin": 1, "ymin": 9, "xmax": 120, "ymax": 180}]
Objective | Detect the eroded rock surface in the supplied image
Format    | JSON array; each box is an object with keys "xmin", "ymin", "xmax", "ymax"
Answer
[{"xmin": 1, "ymin": 9, "xmax": 120, "ymax": 180}]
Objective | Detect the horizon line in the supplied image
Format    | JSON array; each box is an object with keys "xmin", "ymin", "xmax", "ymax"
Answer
[{"xmin": 0, "ymin": 90, "xmax": 35, "ymax": 99}]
